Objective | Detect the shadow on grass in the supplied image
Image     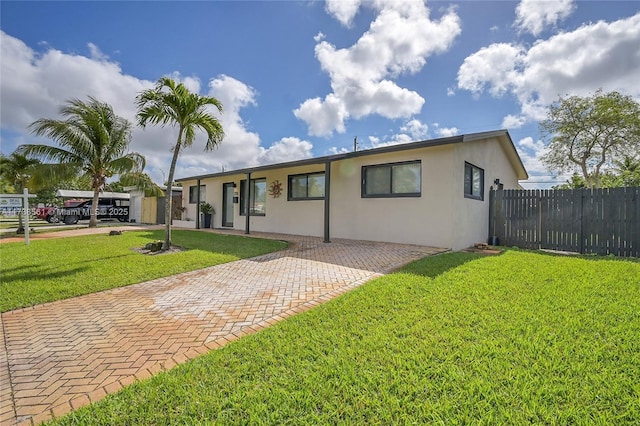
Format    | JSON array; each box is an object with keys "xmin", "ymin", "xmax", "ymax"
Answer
[
  {"xmin": 135, "ymin": 230, "xmax": 287, "ymax": 257},
  {"xmin": 398, "ymin": 251, "xmax": 487, "ymax": 279},
  {"xmin": 1, "ymin": 266, "xmax": 90, "ymax": 284},
  {"xmin": 500, "ymin": 246, "xmax": 640, "ymax": 263}
]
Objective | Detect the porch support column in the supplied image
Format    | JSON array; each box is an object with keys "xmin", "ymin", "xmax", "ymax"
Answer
[
  {"xmin": 324, "ymin": 161, "xmax": 331, "ymax": 243},
  {"xmin": 195, "ymin": 179, "xmax": 201, "ymax": 229},
  {"xmin": 245, "ymin": 172, "xmax": 251, "ymax": 234}
]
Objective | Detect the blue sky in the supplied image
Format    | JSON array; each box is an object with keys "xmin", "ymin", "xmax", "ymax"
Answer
[{"xmin": 1, "ymin": 1, "xmax": 639, "ymax": 188}]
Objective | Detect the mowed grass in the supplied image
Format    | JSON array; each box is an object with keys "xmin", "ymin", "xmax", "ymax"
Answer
[
  {"xmin": 0, "ymin": 230, "xmax": 287, "ymax": 312},
  {"xmin": 49, "ymin": 251, "xmax": 640, "ymax": 425}
]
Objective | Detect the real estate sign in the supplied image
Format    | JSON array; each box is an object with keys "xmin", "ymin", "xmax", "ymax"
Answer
[{"xmin": 0, "ymin": 189, "xmax": 37, "ymax": 245}]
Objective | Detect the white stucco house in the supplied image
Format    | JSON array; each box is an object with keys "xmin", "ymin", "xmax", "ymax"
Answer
[{"xmin": 175, "ymin": 130, "xmax": 528, "ymax": 250}]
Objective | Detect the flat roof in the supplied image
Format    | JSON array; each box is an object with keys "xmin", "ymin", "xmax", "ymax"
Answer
[
  {"xmin": 56, "ymin": 190, "xmax": 131, "ymax": 199},
  {"xmin": 176, "ymin": 129, "xmax": 528, "ymax": 182}
]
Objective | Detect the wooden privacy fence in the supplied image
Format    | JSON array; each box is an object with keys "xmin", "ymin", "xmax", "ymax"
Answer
[{"xmin": 489, "ymin": 187, "xmax": 639, "ymax": 257}]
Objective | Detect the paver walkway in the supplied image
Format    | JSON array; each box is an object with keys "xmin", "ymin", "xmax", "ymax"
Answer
[{"xmin": 1, "ymin": 229, "xmax": 447, "ymax": 425}]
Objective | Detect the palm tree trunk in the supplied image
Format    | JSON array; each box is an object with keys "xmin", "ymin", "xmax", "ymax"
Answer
[
  {"xmin": 163, "ymin": 129, "xmax": 183, "ymax": 250},
  {"xmin": 90, "ymin": 189, "xmax": 100, "ymax": 227}
]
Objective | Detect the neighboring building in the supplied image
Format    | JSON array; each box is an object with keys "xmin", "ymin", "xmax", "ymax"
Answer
[
  {"xmin": 127, "ymin": 186, "xmax": 183, "ymax": 224},
  {"xmin": 55, "ymin": 189, "xmax": 130, "ymax": 200},
  {"xmin": 176, "ymin": 130, "xmax": 528, "ymax": 250}
]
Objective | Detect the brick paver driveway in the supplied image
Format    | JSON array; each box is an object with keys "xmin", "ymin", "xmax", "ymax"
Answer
[{"xmin": 1, "ymin": 230, "xmax": 447, "ymax": 425}]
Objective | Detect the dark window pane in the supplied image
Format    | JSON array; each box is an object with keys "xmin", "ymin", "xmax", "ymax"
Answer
[
  {"xmin": 392, "ymin": 163, "xmax": 420, "ymax": 194},
  {"xmin": 464, "ymin": 162, "xmax": 483, "ymax": 200},
  {"xmin": 365, "ymin": 167, "xmax": 391, "ymax": 195},
  {"xmin": 308, "ymin": 174, "xmax": 325, "ymax": 198},
  {"xmin": 189, "ymin": 185, "xmax": 205, "ymax": 203},
  {"xmin": 472, "ymin": 168, "xmax": 482, "ymax": 197},
  {"xmin": 290, "ymin": 175, "xmax": 307, "ymax": 199},
  {"xmin": 464, "ymin": 165, "xmax": 472, "ymax": 195},
  {"xmin": 253, "ymin": 179, "xmax": 266, "ymax": 214},
  {"xmin": 240, "ymin": 179, "xmax": 266, "ymax": 215}
]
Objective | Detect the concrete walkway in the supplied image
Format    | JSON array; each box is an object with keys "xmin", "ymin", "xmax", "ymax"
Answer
[{"xmin": 1, "ymin": 229, "xmax": 447, "ymax": 425}]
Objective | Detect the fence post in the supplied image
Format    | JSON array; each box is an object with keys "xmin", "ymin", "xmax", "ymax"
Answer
[
  {"xmin": 579, "ymin": 189, "xmax": 584, "ymax": 254},
  {"xmin": 488, "ymin": 188, "xmax": 495, "ymax": 244}
]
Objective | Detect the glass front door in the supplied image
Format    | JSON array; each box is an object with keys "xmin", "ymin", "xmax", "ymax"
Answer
[{"xmin": 222, "ymin": 182, "xmax": 234, "ymax": 227}]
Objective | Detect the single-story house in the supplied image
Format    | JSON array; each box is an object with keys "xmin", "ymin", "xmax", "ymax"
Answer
[{"xmin": 176, "ymin": 129, "xmax": 528, "ymax": 251}]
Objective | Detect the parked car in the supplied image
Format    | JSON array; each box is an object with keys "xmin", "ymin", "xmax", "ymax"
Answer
[
  {"xmin": 59, "ymin": 199, "xmax": 130, "ymax": 225},
  {"xmin": 34, "ymin": 200, "xmax": 83, "ymax": 223}
]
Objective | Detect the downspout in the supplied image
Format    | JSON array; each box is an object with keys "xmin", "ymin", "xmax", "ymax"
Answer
[
  {"xmin": 245, "ymin": 172, "xmax": 251, "ymax": 234},
  {"xmin": 196, "ymin": 179, "xmax": 201, "ymax": 229},
  {"xmin": 324, "ymin": 161, "xmax": 331, "ymax": 243}
]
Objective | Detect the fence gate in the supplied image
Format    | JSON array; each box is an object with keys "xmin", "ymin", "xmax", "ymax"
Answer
[{"xmin": 489, "ymin": 187, "xmax": 639, "ymax": 257}]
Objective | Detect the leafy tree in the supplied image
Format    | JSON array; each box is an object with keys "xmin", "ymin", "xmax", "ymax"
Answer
[
  {"xmin": 554, "ymin": 155, "xmax": 640, "ymax": 189},
  {"xmin": 540, "ymin": 90, "xmax": 640, "ymax": 188},
  {"xmin": 0, "ymin": 153, "xmax": 41, "ymax": 233},
  {"xmin": 611, "ymin": 155, "xmax": 640, "ymax": 187},
  {"xmin": 20, "ymin": 97, "xmax": 145, "ymax": 227},
  {"xmin": 113, "ymin": 171, "xmax": 164, "ymax": 197},
  {"xmin": 136, "ymin": 77, "xmax": 224, "ymax": 250}
]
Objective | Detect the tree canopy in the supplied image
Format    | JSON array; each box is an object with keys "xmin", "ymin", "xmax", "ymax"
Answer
[
  {"xmin": 21, "ymin": 97, "xmax": 145, "ymax": 227},
  {"xmin": 136, "ymin": 77, "xmax": 224, "ymax": 249},
  {"xmin": 540, "ymin": 90, "xmax": 640, "ymax": 188}
]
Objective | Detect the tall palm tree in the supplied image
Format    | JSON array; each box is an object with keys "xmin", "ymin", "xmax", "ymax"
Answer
[
  {"xmin": 20, "ymin": 97, "xmax": 145, "ymax": 227},
  {"xmin": 136, "ymin": 77, "xmax": 224, "ymax": 250},
  {"xmin": 0, "ymin": 152, "xmax": 40, "ymax": 233}
]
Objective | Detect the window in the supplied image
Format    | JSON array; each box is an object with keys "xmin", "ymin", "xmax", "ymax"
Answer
[
  {"xmin": 240, "ymin": 178, "xmax": 266, "ymax": 215},
  {"xmin": 362, "ymin": 161, "xmax": 421, "ymax": 198},
  {"xmin": 188, "ymin": 185, "xmax": 206, "ymax": 204},
  {"xmin": 288, "ymin": 172, "xmax": 325, "ymax": 200},
  {"xmin": 464, "ymin": 162, "xmax": 484, "ymax": 200}
]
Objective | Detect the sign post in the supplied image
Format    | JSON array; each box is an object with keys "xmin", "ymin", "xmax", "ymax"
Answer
[{"xmin": 0, "ymin": 190, "xmax": 37, "ymax": 245}]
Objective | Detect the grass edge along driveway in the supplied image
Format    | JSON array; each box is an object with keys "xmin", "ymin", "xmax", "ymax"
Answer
[
  {"xmin": 0, "ymin": 230, "xmax": 287, "ymax": 312},
  {"xmin": 48, "ymin": 250, "xmax": 640, "ymax": 425}
]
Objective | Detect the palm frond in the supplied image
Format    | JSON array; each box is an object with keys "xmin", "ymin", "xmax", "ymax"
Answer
[{"xmin": 26, "ymin": 98, "xmax": 148, "ymax": 221}]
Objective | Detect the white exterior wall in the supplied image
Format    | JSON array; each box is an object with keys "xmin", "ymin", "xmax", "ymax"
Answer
[
  {"xmin": 330, "ymin": 145, "xmax": 456, "ymax": 248},
  {"xmin": 178, "ymin": 136, "xmax": 526, "ymax": 250},
  {"xmin": 180, "ymin": 164, "xmax": 326, "ymax": 236},
  {"xmin": 128, "ymin": 189, "xmax": 143, "ymax": 224},
  {"xmin": 451, "ymin": 137, "xmax": 521, "ymax": 250}
]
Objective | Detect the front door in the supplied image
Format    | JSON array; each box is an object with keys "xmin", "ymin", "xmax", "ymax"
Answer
[{"xmin": 222, "ymin": 182, "xmax": 234, "ymax": 227}]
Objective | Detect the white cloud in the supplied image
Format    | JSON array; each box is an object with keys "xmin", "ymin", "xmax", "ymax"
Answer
[
  {"xmin": 87, "ymin": 42, "xmax": 109, "ymax": 61},
  {"xmin": 514, "ymin": 0, "xmax": 575, "ymax": 36},
  {"xmin": 502, "ymin": 114, "xmax": 527, "ymax": 129},
  {"xmin": 458, "ymin": 13, "xmax": 640, "ymax": 124},
  {"xmin": 0, "ymin": 31, "xmax": 310, "ymax": 184},
  {"xmin": 257, "ymin": 137, "xmax": 313, "ymax": 165},
  {"xmin": 328, "ymin": 146, "xmax": 350, "ymax": 155},
  {"xmin": 434, "ymin": 126, "xmax": 459, "ymax": 137},
  {"xmin": 457, "ymin": 43, "xmax": 524, "ymax": 98},
  {"xmin": 365, "ymin": 117, "xmax": 430, "ymax": 148},
  {"xmin": 295, "ymin": 1, "xmax": 461, "ymax": 136},
  {"xmin": 400, "ymin": 118, "xmax": 429, "ymax": 139},
  {"xmin": 325, "ymin": 0, "xmax": 362, "ymax": 27},
  {"xmin": 516, "ymin": 136, "xmax": 549, "ymax": 175}
]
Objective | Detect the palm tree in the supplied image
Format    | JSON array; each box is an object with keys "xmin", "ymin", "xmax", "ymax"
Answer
[
  {"xmin": 612, "ymin": 155, "xmax": 640, "ymax": 187},
  {"xmin": 0, "ymin": 153, "xmax": 40, "ymax": 233},
  {"xmin": 20, "ymin": 97, "xmax": 145, "ymax": 227},
  {"xmin": 136, "ymin": 77, "xmax": 224, "ymax": 250}
]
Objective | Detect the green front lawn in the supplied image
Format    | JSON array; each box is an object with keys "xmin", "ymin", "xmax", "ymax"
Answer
[
  {"xmin": 50, "ymin": 250, "xmax": 640, "ymax": 425},
  {"xmin": 0, "ymin": 230, "xmax": 287, "ymax": 312}
]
